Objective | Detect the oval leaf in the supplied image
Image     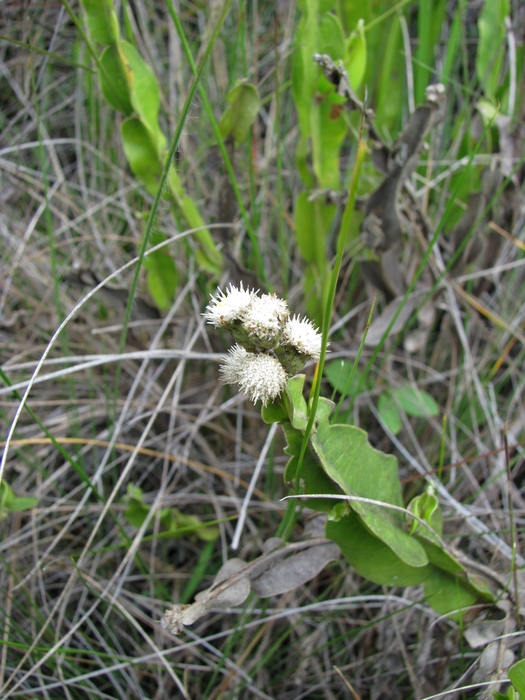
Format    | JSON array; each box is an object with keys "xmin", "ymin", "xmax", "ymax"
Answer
[
  {"xmin": 326, "ymin": 509, "xmax": 429, "ymax": 586},
  {"xmin": 118, "ymin": 41, "xmax": 164, "ymax": 147},
  {"xmin": 312, "ymin": 422, "xmax": 428, "ymax": 568},
  {"xmin": 393, "ymin": 386, "xmax": 439, "ymax": 418},
  {"xmin": 81, "ymin": 0, "xmax": 120, "ymax": 45},
  {"xmin": 98, "ymin": 44, "xmax": 133, "ymax": 114},
  {"xmin": 121, "ymin": 117, "xmax": 162, "ymax": 195},
  {"xmin": 143, "ymin": 231, "xmax": 178, "ymax": 311},
  {"xmin": 344, "ymin": 19, "xmax": 366, "ymax": 91},
  {"xmin": 219, "ymin": 80, "xmax": 261, "ymax": 144},
  {"xmin": 508, "ymin": 659, "xmax": 525, "ymax": 696},
  {"xmin": 476, "ymin": 0, "xmax": 510, "ymax": 98},
  {"xmin": 378, "ymin": 391, "xmax": 402, "ymax": 435}
]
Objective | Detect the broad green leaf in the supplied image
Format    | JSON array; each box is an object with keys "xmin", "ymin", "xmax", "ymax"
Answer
[
  {"xmin": 493, "ymin": 689, "xmax": 516, "ymax": 700},
  {"xmin": 8, "ymin": 496, "xmax": 39, "ymax": 512},
  {"xmin": 295, "ymin": 134, "xmax": 314, "ymax": 188},
  {"xmin": 423, "ymin": 568, "xmax": 482, "ymax": 621},
  {"xmin": 0, "ymin": 482, "xmax": 37, "ymax": 519},
  {"xmin": 416, "ymin": 538, "xmax": 467, "ymax": 575},
  {"xmin": 283, "ymin": 424, "xmax": 340, "ymax": 512},
  {"xmin": 309, "ymin": 14, "xmax": 347, "ymax": 189},
  {"xmin": 0, "ymin": 480, "xmax": 14, "ymax": 510},
  {"xmin": 118, "ymin": 41, "xmax": 165, "ymax": 148},
  {"xmin": 98, "ymin": 44, "xmax": 133, "ymax": 114},
  {"xmin": 219, "ymin": 80, "xmax": 261, "ymax": 144},
  {"xmin": 81, "ymin": 0, "xmax": 120, "ymax": 45},
  {"xmin": 508, "ymin": 659, "xmax": 525, "ymax": 696},
  {"xmin": 121, "ymin": 117, "xmax": 162, "ymax": 195},
  {"xmin": 476, "ymin": 0, "xmax": 510, "ymax": 98},
  {"xmin": 304, "ymin": 264, "xmax": 328, "ymax": 324},
  {"xmin": 393, "ymin": 386, "xmax": 439, "ymax": 418},
  {"xmin": 291, "ymin": 13, "xmax": 317, "ymax": 142},
  {"xmin": 378, "ymin": 391, "xmax": 402, "ymax": 435},
  {"xmin": 166, "ymin": 169, "xmax": 223, "ymax": 274},
  {"xmin": 124, "ymin": 500, "xmax": 149, "ymax": 528},
  {"xmin": 318, "ymin": 12, "xmax": 345, "ymax": 62},
  {"xmin": 344, "ymin": 18, "xmax": 366, "ymax": 91},
  {"xmin": 279, "ymin": 378, "xmax": 340, "ymax": 510},
  {"xmin": 311, "ymin": 97, "xmax": 346, "ymax": 189},
  {"xmin": 99, "ymin": 41, "xmax": 165, "ymax": 150},
  {"xmin": 413, "ymin": 0, "xmax": 447, "ymax": 104},
  {"xmin": 294, "ymin": 192, "xmax": 336, "ymax": 266},
  {"xmin": 326, "ymin": 508, "xmax": 430, "ymax": 585},
  {"xmin": 261, "ymin": 401, "xmax": 288, "ymax": 425},
  {"xmin": 374, "ymin": 17, "xmax": 403, "ymax": 134},
  {"xmin": 324, "ymin": 360, "xmax": 368, "ymax": 397},
  {"xmin": 143, "ymin": 231, "xmax": 178, "ymax": 311},
  {"xmin": 312, "ymin": 421, "xmax": 428, "ymax": 568}
]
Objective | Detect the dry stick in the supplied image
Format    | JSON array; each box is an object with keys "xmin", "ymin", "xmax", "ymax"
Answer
[{"xmin": 231, "ymin": 422, "xmax": 278, "ymax": 550}]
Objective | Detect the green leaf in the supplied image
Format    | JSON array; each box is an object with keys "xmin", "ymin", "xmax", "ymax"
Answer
[
  {"xmin": 143, "ymin": 231, "xmax": 178, "ymax": 311},
  {"xmin": 0, "ymin": 480, "xmax": 14, "ymax": 510},
  {"xmin": 166, "ymin": 169, "xmax": 223, "ymax": 275},
  {"xmin": 374, "ymin": 17, "xmax": 403, "ymax": 134},
  {"xmin": 261, "ymin": 401, "xmax": 288, "ymax": 425},
  {"xmin": 476, "ymin": 0, "xmax": 510, "ymax": 98},
  {"xmin": 8, "ymin": 496, "xmax": 39, "ymax": 512},
  {"xmin": 124, "ymin": 484, "xmax": 218, "ymax": 542},
  {"xmin": 311, "ymin": 421, "xmax": 428, "ymax": 568},
  {"xmin": 493, "ymin": 689, "xmax": 516, "ymax": 700},
  {"xmin": 283, "ymin": 375, "xmax": 310, "ymax": 432},
  {"xmin": 81, "ymin": 0, "xmax": 120, "ymax": 45},
  {"xmin": 476, "ymin": 98, "xmax": 500, "ymax": 127},
  {"xmin": 281, "ymin": 418, "xmax": 346, "ymax": 513},
  {"xmin": 508, "ymin": 659, "xmax": 525, "ymax": 696},
  {"xmin": 416, "ymin": 538, "xmax": 466, "ymax": 575},
  {"xmin": 121, "ymin": 117, "xmax": 162, "ymax": 195},
  {"xmin": 311, "ymin": 97, "xmax": 347, "ymax": 189},
  {"xmin": 393, "ymin": 386, "xmax": 439, "ymax": 418},
  {"xmin": 319, "ymin": 0, "xmax": 337, "ymax": 11},
  {"xmin": 423, "ymin": 568, "xmax": 481, "ymax": 621},
  {"xmin": 325, "ymin": 359, "xmax": 368, "ymax": 397},
  {"xmin": 407, "ymin": 484, "xmax": 442, "ymax": 536},
  {"xmin": 124, "ymin": 500, "xmax": 149, "ymax": 528},
  {"xmin": 294, "ymin": 192, "xmax": 336, "ymax": 266},
  {"xmin": 0, "ymin": 481, "xmax": 39, "ymax": 519},
  {"xmin": 318, "ymin": 12, "xmax": 345, "ymax": 61},
  {"xmin": 344, "ymin": 18, "xmax": 366, "ymax": 91},
  {"xmin": 98, "ymin": 44, "xmax": 133, "ymax": 114},
  {"xmin": 98, "ymin": 41, "xmax": 165, "ymax": 150},
  {"xmin": 163, "ymin": 509, "xmax": 219, "ymax": 542},
  {"xmin": 118, "ymin": 41, "xmax": 164, "ymax": 147},
  {"xmin": 378, "ymin": 391, "xmax": 402, "ymax": 435},
  {"xmin": 219, "ymin": 80, "xmax": 261, "ymax": 144},
  {"xmin": 326, "ymin": 508, "xmax": 430, "ymax": 586}
]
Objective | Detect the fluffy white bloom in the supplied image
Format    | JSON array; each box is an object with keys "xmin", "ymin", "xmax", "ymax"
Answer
[
  {"xmin": 282, "ymin": 315, "xmax": 323, "ymax": 359},
  {"xmin": 203, "ymin": 283, "xmax": 257, "ymax": 327},
  {"xmin": 241, "ymin": 293, "xmax": 289, "ymax": 348},
  {"xmin": 219, "ymin": 345, "xmax": 287, "ymax": 406}
]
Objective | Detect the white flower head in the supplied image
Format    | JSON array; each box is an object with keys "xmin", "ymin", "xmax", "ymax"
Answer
[
  {"xmin": 241, "ymin": 293, "xmax": 289, "ymax": 349},
  {"xmin": 219, "ymin": 345, "xmax": 287, "ymax": 406},
  {"xmin": 204, "ymin": 283, "xmax": 257, "ymax": 328},
  {"xmin": 282, "ymin": 315, "xmax": 323, "ymax": 360}
]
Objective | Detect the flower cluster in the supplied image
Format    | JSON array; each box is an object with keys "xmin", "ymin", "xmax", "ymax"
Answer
[{"xmin": 204, "ymin": 284, "xmax": 323, "ymax": 406}]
